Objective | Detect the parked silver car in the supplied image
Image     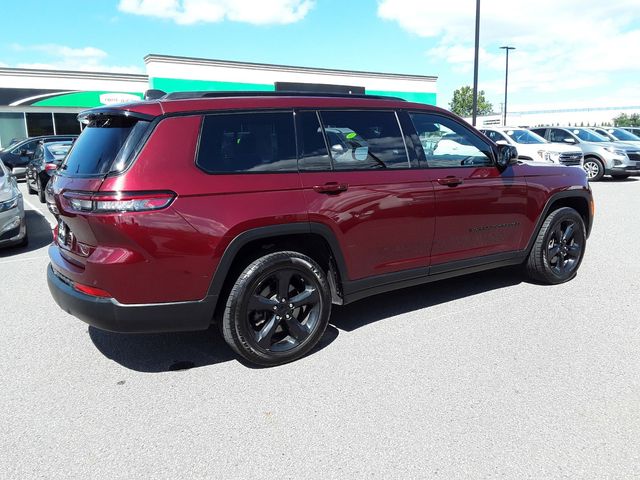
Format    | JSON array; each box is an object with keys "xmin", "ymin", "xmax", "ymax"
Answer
[
  {"xmin": 592, "ymin": 127, "xmax": 640, "ymax": 147},
  {"xmin": 621, "ymin": 127, "xmax": 640, "ymax": 137},
  {"xmin": 0, "ymin": 160, "xmax": 27, "ymax": 248},
  {"xmin": 530, "ymin": 127, "xmax": 640, "ymax": 181}
]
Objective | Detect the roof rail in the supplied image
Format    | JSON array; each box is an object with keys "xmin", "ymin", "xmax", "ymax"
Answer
[{"xmin": 158, "ymin": 90, "xmax": 406, "ymax": 102}]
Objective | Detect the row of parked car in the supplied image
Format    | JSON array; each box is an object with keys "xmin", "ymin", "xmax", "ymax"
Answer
[
  {"xmin": 0, "ymin": 135, "xmax": 76, "ymax": 249},
  {"xmin": 478, "ymin": 126, "xmax": 640, "ymax": 181}
]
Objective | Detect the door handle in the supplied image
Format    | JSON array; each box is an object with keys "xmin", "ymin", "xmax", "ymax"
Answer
[
  {"xmin": 313, "ymin": 182, "xmax": 349, "ymax": 194},
  {"xmin": 436, "ymin": 176, "xmax": 463, "ymax": 187}
]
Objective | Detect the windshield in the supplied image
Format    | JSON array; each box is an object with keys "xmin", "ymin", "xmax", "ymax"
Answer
[
  {"xmin": 572, "ymin": 129, "xmax": 608, "ymax": 142},
  {"xmin": 504, "ymin": 129, "xmax": 546, "ymax": 144},
  {"xmin": 609, "ymin": 128, "xmax": 640, "ymax": 141}
]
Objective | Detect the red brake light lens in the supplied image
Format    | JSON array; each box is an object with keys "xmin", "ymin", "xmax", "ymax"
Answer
[
  {"xmin": 61, "ymin": 191, "xmax": 175, "ymax": 213},
  {"xmin": 74, "ymin": 282, "xmax": 111, "ymax": 298},
  {"xmin": 45, "ymin": 163, "xmax": 58, "ymax": 171}
]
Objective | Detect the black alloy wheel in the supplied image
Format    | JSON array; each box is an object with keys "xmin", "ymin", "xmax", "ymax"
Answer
[
  {"xmin": 525, "ymin": 207, "xmax": 586, "ymax": 284},
  {"xmin": 545, "ymin": 219, "xmax": 582, "ymax": 278},
  {"xmin": 246, "ymin": 268, "xmax": 321, "ymax": 352},
  {"xmin": 222, "ymin": 251, "xmax": 331, "ymax": 366}
]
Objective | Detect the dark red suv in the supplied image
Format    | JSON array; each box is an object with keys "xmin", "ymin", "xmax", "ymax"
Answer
[{"xmin": 47, "ymin": 92, "xmax": 594, "ymax": 366}]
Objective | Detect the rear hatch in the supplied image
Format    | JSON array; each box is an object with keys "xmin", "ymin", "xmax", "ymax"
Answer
[{"xmin": 49, "ymin": 110, "xmax": 154, "ymax": 268}]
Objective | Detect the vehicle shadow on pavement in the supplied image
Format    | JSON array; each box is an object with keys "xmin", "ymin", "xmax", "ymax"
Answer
[
  {"xmin": 331, "ymin": 267, "xmax": 523, "ymax": 332},
  {"xmin": 89, "ymin": 268, "xmax": 519, "ymax": 371},
  {"xmin": 88, "ymin": 324, "xmax": 340, "ymax": 372},
  {"xmin": 0, "ymin": 210, "xmax": 52, "ymax": 258}
]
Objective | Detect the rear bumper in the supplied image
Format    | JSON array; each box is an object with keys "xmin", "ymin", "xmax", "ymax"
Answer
[{"xmin": 47, "ymin": 264, "xmax": 216, "ymax": 333}]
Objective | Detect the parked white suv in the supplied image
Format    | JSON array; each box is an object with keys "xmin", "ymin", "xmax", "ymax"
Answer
[{"xmin": 480, "ymin": 127, "xmax": 583, "ymax": 166}]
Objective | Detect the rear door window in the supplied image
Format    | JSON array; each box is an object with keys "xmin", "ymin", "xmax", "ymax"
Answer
[
  {"xmin": 318, "ymin": 110, "xmax": 410, "ymax": 170},
  {"xmin": 196, "ymin": 112, "xmax": 297, "ymax": 173},
  {"xmin": 60, "ymin": 116, "xmax": 148, "ymax": 176}
]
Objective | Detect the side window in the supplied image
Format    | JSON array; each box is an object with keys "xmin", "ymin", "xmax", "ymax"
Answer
[
  {"xmin": 196, "ymin": 112, "xmax": 297, "ymax": 173},
  {"xmin": 548, "ymin": 129, "xmax": 572, "ymax": 143},
  {"xmin": 482, "ymin": 130, "xmax": 504, "ymax": 142},
  {"xmin": 297, "ymin": 111, "xmax": 331, "ymax": 171},
  {"xmin": 410, "ymin": 113, "xmax": 493, "ymax": 168},
  {"xmin": 319, "ymin": 110, "xmax": 410, "ymax": 170},
  {"xmin": 13, "ymin": 140, "xmax": 37, "ymax": 155},
  {"xmin": 530, "ymin": 128, "xmax": 546, "ymax": 139}
]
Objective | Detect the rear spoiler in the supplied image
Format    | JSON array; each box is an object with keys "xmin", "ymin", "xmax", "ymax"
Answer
[{"xmin": 77, "ymin": 108, "xmax": 155, "ymax": 124}]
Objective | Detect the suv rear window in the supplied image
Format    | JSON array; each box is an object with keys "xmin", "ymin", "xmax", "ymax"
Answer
[
  {"xmin": 196, "ymin": 112, "xmax": 297, "ymax": 173},
  {"xmin": 60, "ymin": 116, "xmax": 148, "ymax": 176}
]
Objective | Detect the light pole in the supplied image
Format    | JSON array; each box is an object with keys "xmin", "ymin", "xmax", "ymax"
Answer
[
  {"xmin": 471, "ymin": 0, "xmax": 481, "ymax": 126},
  {"xmin": 500, "ymin": 46, "xmax": 515, "ymax": 126}
]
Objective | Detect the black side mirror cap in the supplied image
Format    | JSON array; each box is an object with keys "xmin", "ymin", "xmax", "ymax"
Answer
[{"xmin": 496, "ymin": 144, "xmax": 518, "ymax": 170}]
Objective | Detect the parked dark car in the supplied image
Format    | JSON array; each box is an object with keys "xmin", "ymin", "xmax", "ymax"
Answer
[
  {"xmin": 0, "ymin": 135, "xmax": 77, "ymax": 179},
  {"xmin": 26, "ymin": 141, "xmax": 73, "ymax": 203},
  {"xmin": 47, "ymin": 91, "xmax": 593, "ymax": 366}
]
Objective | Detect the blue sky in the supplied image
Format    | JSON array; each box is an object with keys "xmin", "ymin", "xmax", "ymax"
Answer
[{"xmin": 1, "ymin": 0, "xmax": 639, "ymax": 112}]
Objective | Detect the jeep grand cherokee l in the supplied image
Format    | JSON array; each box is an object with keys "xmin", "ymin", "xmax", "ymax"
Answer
[{"xmin": 47, "ymin": 92, "xmax": 594, "ymax": 366}]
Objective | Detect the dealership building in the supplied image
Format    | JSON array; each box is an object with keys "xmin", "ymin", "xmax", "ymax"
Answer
[{"xmin": 0, "ymin": 54, "xmax": 438, "ymax": 148}]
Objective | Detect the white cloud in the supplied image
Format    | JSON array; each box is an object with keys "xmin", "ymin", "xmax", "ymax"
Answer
[
  {"xmin": 10, "ymin": 44, "xmax": 142, "ymax": 74},
  {"xmin": 378, "ymin": 0, "xmax": 640, "ymax": 101},
  {"xmin": 118, "ymin": 0, "xmax": 314, "ymax": 25}
]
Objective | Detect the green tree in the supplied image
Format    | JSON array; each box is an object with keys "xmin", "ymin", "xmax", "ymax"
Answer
[
  {"xmin": 613, "ymin": 113, "xmax": 640, "ymax": 127},
  {"xmin": 449, "ymin": 86, "xmax": 493, "ymax": 117}
]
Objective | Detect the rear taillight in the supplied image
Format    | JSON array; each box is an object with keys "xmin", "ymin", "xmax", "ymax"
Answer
[
  {"xmin": 61, "ymin": 191, "xmax": 175, "ymax": 214},
  {"xmin": 45, "ymin": 163, "xmax": 58, "ymax": 172}
]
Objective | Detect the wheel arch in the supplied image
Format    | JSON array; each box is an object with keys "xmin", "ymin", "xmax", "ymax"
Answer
[
  {"xmin": 525, "ymin": 191, "xmax": 593, "ymax": 255},
  {"xmin": 207, "ymin": 222, "xmax": 349, "ymax": 318}
]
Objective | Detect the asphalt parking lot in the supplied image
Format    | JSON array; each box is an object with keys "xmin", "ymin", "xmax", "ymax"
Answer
[{"xmin": 2, "ymin": 178, "xmax": 639, "ymax": 479}]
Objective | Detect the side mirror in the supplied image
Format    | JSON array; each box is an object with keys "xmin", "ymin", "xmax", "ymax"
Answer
[
  {"xmin": 495, "ymin": 140, "xmax": 510, "ymax": 146},
  {"xmin": 330, "ymin": 144, "xmax": 345, "ymax": 154},
  {"xmin": 496, "ymin": 144, "xmax": 518, "ymax": 170},
  {"xmin": 563, "ymin": 138, "xmax": 577, "ymax": 144}
]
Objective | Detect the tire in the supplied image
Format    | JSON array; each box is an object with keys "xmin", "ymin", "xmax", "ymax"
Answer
[
  {"xmin": 582, "ymin": 157, "xmax": 604, "ymax": 181},
  {"xmin": 37, "ymin": 177, "xmax": 46, "ymax": 203},
  {"xmin": 611, "ymin": 174, "xmax": 629, "ymax": 180},
  {"xmin": 221, "ymin": 251, "xmax": 331, "ymax": 366},
  {"xmin": 525, "ymin": 207, "xmax": 586, "ymax": 285}
]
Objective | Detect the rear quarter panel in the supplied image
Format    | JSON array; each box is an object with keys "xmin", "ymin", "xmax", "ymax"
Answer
[{"xmin": 99, "ymin": 115, "xmax": 307, "ymax": 303}]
